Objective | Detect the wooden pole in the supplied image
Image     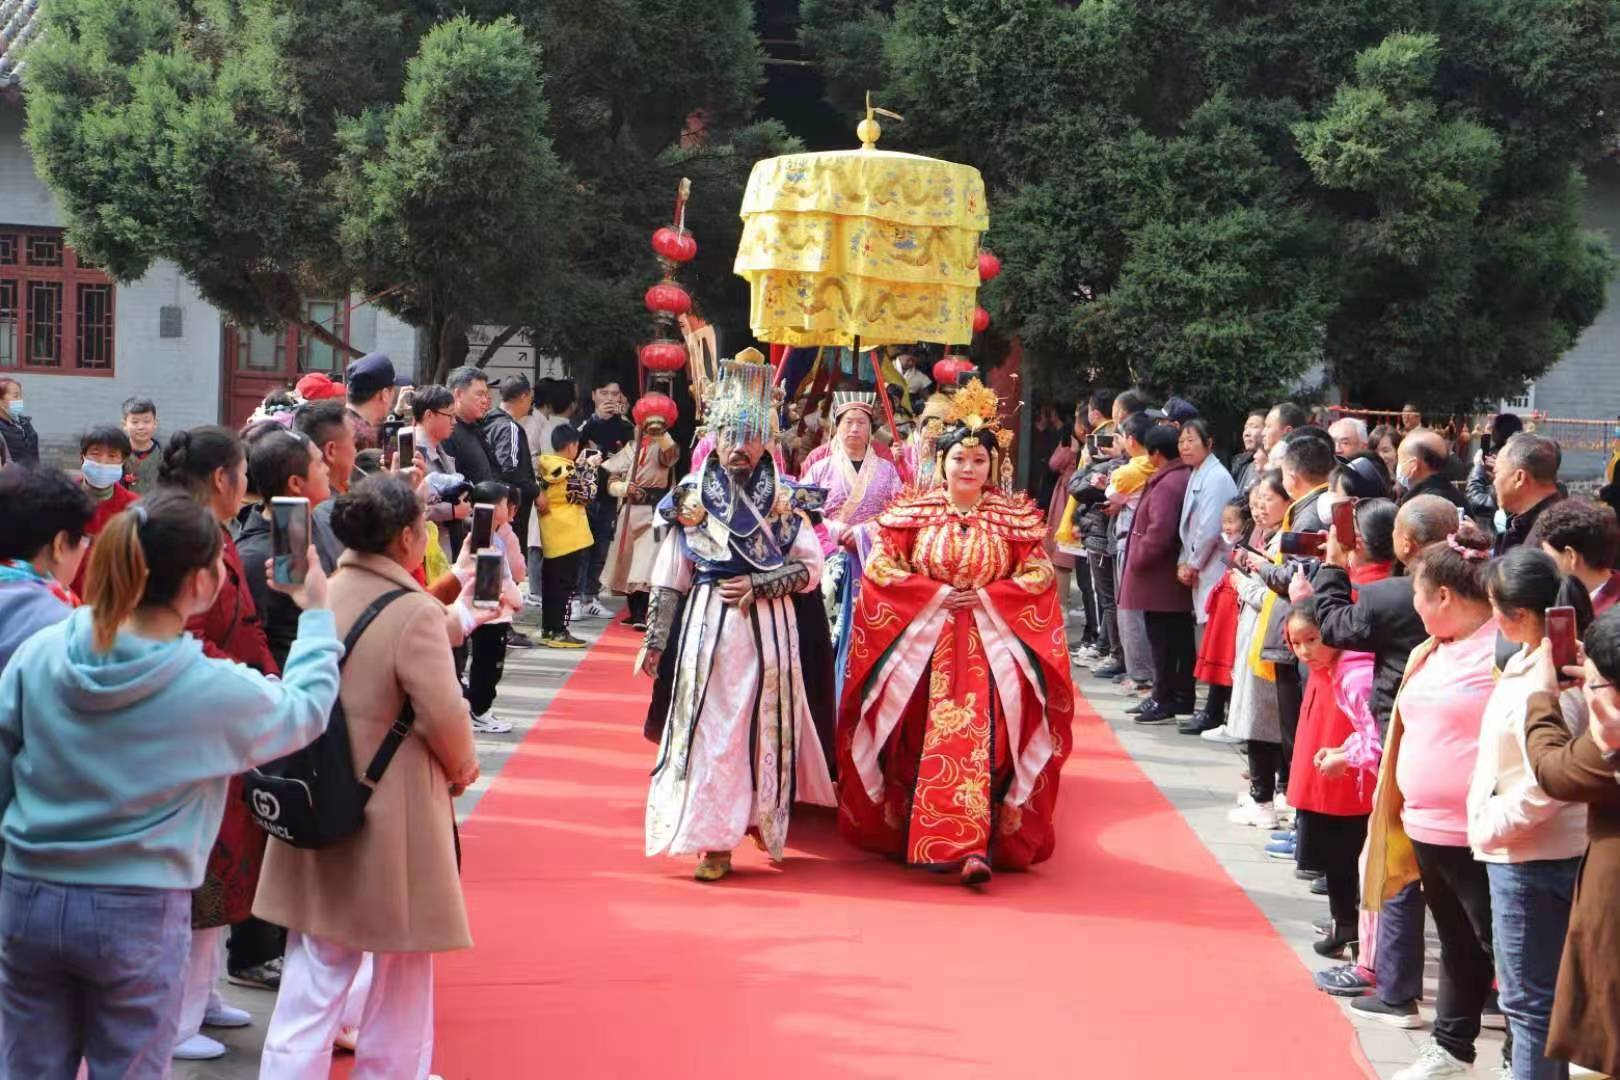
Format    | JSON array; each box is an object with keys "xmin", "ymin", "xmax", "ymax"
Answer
[{"xmin": 862, "ymin": 336, "xmax": 900, "ymax": 443}]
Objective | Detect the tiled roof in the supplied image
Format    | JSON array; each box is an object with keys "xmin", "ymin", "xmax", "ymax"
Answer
[{"xmin": 0, "ymin": 0, "xmax": 42, "ymax": 89}]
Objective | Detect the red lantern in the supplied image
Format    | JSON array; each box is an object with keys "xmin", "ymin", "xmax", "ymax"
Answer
[
  {"xmin": 932, "ymin": 355, "xmax": 974, "ymax": 386},
  {"xmin": 633, "ymin": 391, "xmax": 680, "ymax": 428},
  {"xmin": 651, "ymin": 226, "xmax": 697, "ymax": 263},
  {"xmin": 978, "ymin": 251, "xmax": 1002, "ymax": 282},
  {"xmin": 644, "ymin": 282, "xmax": 692, "ymax": 316},
  {"xmin": 972, "ymin": 306, "xmax": 991, "ymax": 333},
  {"xmin": 639, "ymin": 340, "xmax": 687, "ymax": 372}
]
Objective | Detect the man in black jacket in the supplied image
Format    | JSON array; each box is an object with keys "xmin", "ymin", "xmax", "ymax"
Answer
[
  {"xmin": 482, "ymin": 374, "xmax": 542, "ymax": 552},
  {"xmin": 1295, "ymin": 492, "xmax": 1461, "ymax": 1023},
  {"xmin": 1492, "ymin": 432, "xmax": 1564, "ymax": 554},
  {"xmin": 1395, "ymin": 429, "xmax": 1468, "ymax": 512},
  {"xmin": 443, "ymin": 365, "xmax": 500, "ymax": 486}
]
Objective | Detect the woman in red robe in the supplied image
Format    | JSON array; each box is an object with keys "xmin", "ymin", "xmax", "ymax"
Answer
[{"xmin": 836, "ymin": 382, "xmax": 1075, "ymax": 887}]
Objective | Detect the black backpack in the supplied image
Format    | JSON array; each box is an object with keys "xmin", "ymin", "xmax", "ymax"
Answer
[{"xmin": 245, "ymin": 588, "xmax": 416, "ymax": 849}]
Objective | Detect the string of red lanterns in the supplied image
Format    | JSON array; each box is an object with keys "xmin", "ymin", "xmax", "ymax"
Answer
[{"xmin": 640, "ymin": 182, "xmax": 698, "ymax": 377}]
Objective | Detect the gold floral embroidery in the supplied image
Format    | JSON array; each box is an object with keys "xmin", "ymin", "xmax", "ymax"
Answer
[{"xmin": 1012, "ymin": 546, "xmax": 1057, "ymax": 595}]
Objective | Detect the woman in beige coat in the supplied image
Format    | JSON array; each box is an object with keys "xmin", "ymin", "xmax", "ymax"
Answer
[{"xmin": 256, "ymin": 474, "xmax": 481, "ymax": 1080}]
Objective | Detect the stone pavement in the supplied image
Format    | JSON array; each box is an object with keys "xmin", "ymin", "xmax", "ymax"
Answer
[
  {"xmin": 176, "ymin": 604, "xmax": 1553, "ymax": 1080},
  {"xmin": 1070, "ymin": 663, "xmax": 1511, "ymax": 1080},
  {"xmin": 173, "ymin": 600, "xmax": 609, "ymax": 1080}
]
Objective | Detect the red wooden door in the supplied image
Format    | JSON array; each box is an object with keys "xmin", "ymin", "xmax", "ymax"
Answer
[{"xmin": 221, "ymin": 301, "xmax": 346, "ymax": 429}]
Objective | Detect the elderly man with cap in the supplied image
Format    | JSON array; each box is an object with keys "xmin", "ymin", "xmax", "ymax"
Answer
[
  {"xmin": 801, "ymin": 392, "xmax": 906, "ymax": 667},
  {"xmin": 344, "ymin": 352, "xmax": 410, "ymax": 453}
]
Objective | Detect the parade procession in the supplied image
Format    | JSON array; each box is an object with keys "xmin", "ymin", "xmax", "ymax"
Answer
[{"xmin": 4, "ymin": 2, "xmax": 1620, "ymax": 1078}]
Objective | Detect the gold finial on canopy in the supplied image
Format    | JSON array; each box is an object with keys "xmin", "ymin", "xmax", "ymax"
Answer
[{"xmin": 858, "ymin": 91, "xmax": 904, "ymax": 150}]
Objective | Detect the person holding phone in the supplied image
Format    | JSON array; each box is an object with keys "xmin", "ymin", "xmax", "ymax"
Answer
[
  {"xmin": 159, "ymin": 427, "xmax": 298, "ymax": 1044},
  {"xmin": 236, "ymin": 429, "xmax": 335, "ymax": 670},
  {"xmin": 1523, "ymin": 610, "xmax": 1620, "ymax": 1080},
  {"xmin": 1466, "ymin": 548, "xmax": 1592, "ymax": 1080},
  {"xmin": 256, "ymin": 474, "xmax": 479, "ymax": 1079},
  {"xmin": 457, "ymin": 482, "xmax": 523, "ymax": 733},
  {"xmin": 0, "ymin": 491, "xmax": 340, "ymax": 1077}
]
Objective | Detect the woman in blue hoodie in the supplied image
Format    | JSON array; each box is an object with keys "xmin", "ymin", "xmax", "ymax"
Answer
[
  {"xmin": 0, "ymin": 465, "xmax": 95, "ymax": 673},
  {"xmin": 0, "ymin": 490, "xmax": 342, "ymax": 1078}
]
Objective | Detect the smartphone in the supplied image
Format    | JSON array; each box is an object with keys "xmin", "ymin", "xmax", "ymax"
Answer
[
  {"xmin": 1094, "ymin": 433, "xmax": 1117, "ymax": 451},
  {"xmin": 1547, "ymin": 606, "xmax": 1579, "ymax": 673},
  {"xmin": 470, "ymin": 503, "xmax": 495, "ymax": 553},
  {"xmin": 396, "ymin": 427, "xmax": 414, "ymax": 468},
  {"xmin": 379, "ymin": 419, "xmax": 403, "ymax": 465},
  {"xmin": 1478, "ymin": 431, "xmax": 1493, "ymax": 456},
  {"xmin": 1332, "ymin": 498, "xmax": 1357, "ymax": 550},
  {"xmin": 270, "ymin": 497, "xmax": 311, "ymax": 586},
  {"xmin": 473, "ymin": 550, "xmax": 503, "ymax": 610},
  {"xmin": 1279, "ymin": 530, "xmax": 1328, "ymax": 558}
]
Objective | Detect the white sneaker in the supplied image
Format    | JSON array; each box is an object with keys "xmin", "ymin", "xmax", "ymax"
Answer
[
  {"xmin": 173, "ymin": 1034, "xmax": 227, "ymax": 1061},
  {"xmin": 1227, "ymin": 801, "xmax": 1279, "ymax": 829},
  {"xmin": 1391, "ymin": 1041, "xmax": 1471, "ymax": 1080},
  {"xmin": 575, "ymin": 598, "xmax": 610, "ymax": 620},
  {"xmin": 471, "ymin": 712, "xmax": 513, "ymax": 734},
  {"xmin": 202, "ymin": 1004, "xmax": 252, "ymax": 1029},
  {"xmin": 334, "ymin": 1024, "xmax": 359, "ymax": 1052},
  {"xmin": 1200, "ymin": 723, "xmax": 1243, "ymax": 744}
]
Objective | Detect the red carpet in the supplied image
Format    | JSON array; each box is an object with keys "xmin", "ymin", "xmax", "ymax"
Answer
[{"xmin": 432, "ymin": 624, "xmax": 1375, "ymax": 1079}]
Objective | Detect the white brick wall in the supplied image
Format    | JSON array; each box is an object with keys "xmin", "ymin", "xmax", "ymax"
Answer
[
  {"xmin": 1, "ymin": 101, "xmax": 223, "ymax": 456},
  {"xmin": 1, "ymin": 97, "xmax": 421, "ymax": 461}
]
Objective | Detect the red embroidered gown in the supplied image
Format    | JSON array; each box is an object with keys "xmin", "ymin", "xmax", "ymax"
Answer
[{"xmin": 835, "ymin": 489, "xmax": 1075, "ymax": 870}]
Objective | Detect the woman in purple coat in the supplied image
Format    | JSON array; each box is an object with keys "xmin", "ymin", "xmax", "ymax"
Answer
[{"xmin": 1119, "ymin": 425, "xmax": 1196, "ymax": 723}]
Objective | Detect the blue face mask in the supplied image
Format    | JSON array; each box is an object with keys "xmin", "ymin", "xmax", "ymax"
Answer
[
  {"xmin": 81, "ymin": 459, "xmax": 126, "ymax": 489},
  {"xmin": 7, "ymin": 400, "xmax": 23, "ymax": 418}
]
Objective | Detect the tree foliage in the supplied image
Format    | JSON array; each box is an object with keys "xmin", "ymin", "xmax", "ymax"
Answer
[
  {"xmin": 802, "ymin": 0, "xmax": 1620, "ymax": 414},
  {"xmin": 22, "ymin": 0, "xmax": 793, "ymax": 379}
]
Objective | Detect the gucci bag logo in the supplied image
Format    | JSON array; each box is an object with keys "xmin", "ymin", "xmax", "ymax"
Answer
[{"xmin": 251, "ymin": 789, "xmax": 282, "ymax": 823}]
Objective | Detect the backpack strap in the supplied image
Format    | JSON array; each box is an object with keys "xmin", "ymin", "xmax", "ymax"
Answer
[
  {"xmin": 338, "ymin": 588, "xmax": 412, "ymax": 668},
  {"xmin": 337, "ymin": 587, "xmax": 420, "ymax": 787}
]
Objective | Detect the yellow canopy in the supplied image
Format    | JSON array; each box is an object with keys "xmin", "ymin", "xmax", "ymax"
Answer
[{"xmin": 734, "ymin": 142, "xmax": 988, "ymax": 349}]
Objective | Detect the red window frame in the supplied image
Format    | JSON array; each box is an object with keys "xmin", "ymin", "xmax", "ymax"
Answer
[{"xmin": 0, "ymin": 226, "xmax": 117, "ymax": 376}]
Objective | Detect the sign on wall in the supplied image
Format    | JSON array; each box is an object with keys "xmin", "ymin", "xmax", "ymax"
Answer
[{"xmin": 467, "ymin": 325, "xmax": 568, "ymax": 385}]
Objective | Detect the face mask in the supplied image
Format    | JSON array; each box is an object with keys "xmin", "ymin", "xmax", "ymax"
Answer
[
  {"xmin": 81, "ymin": 459, "xmax": 125, "ymax": 489},
  {"xmin": 7, "ymin": 400, "xmax": 24, "ymax": 417},
  {"xmin": 1221, "ymin": 530, "xmax": 1244, "ymax": 546},
  {"xmin": 1395, "ymin": 465, "xmax": 1414, "ymax": 490}
]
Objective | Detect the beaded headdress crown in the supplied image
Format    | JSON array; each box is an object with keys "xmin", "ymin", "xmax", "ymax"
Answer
[
  {"xmin": 831, "ymin": 390, "xmax": 878, "ymax": 422},
  {"xmin": 706, "ymin": 349, "xmax": 778, "ymax": 442}
]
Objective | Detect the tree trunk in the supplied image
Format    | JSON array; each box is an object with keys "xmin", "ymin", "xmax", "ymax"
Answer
[
  {"xmin": 429, "ymin": 314, "xmax": 470, "ymax": 383},
  {"xmin": 475, "ymin": 325, "xmax": 520, "ymax": 367}
]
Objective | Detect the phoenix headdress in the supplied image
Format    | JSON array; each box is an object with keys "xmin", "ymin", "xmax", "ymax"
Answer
[{"xmin": 934, "ymin": 378, "xmax": 1016, "ymax": 493}]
